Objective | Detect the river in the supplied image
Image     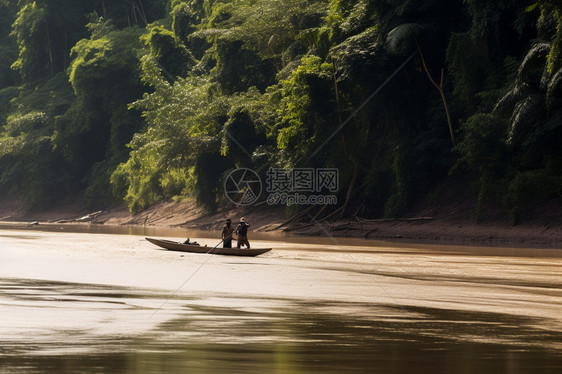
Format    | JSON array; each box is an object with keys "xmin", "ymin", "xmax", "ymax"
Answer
[{"xmin": 0, "ymin": 223, "xmax": 561, "ymax": 373}]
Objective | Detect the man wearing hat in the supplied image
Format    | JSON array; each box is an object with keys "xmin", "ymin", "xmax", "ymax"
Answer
[
  {"xmin": 235, "ymin": 217, "xmax": 251, "ymax": 249},
  {"xmin": 221, "ymin": 218, "xmax": 234, "ymax": 248}
]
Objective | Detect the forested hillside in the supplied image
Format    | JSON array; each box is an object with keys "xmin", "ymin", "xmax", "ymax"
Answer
[{"xmin": 1, "ymin": 0, "xmax": 561, "ymax": 224}]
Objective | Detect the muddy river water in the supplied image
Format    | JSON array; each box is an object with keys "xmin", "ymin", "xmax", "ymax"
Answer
[{"xmin": 0, "ymin": 223, "xmax": 561, "ymax": 373}]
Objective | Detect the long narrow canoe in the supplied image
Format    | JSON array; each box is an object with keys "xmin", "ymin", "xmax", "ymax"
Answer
[{"xmin": 145, "ymin": 237, "xmax": 272, "ymax": 257}]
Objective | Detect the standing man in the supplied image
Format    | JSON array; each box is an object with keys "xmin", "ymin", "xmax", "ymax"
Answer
[
  {"xmin": 222, "ymin": 218, "xmax": 234, "ymax": 248},
  {"xmin": 235, "ymin": 217, "xmax": 250, "ymax": 249}
]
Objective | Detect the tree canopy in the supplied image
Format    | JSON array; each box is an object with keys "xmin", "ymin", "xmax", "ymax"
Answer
[{"xmin": 0, "ymin": 0, "xmax": 561, "ymax": 223}]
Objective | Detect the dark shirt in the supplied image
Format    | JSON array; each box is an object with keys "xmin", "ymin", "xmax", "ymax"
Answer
[
  {"xmin": 236, "ymin": 222, "xmax": 249, "ymax": 236},
  {"xmin": 222, "ymin": 224, "xmax": 234, "ymax": 239}
]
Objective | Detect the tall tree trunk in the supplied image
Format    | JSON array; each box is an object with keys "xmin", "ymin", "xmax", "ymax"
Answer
[
  {"xmin": 332, "ymin": 59, "xmax": 343, "ymax": 127},
  {"xmin": 136, "ymin": 0, "xmax": 148, "ymax": 26},
  {"xmin": 130, "ymin": 1, "xmax": 138, "ymax": 25},
  {"xmin": 416, "ymin": 41, "xmax": 455, "ymax": 144},
  {"xmin": 45, "ymin": 24, "xmax": 53, "ymax": 75},
  {"xmin": 63, "ymin": 29, "xmax": 67, "ymax": 70},
  {"xmin": 337, "ymin": 169, "xmax": 357, "ymax": 220}
]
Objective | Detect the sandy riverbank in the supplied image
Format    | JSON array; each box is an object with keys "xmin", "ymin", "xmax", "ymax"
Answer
[{"xmin": 1, "ymin": 198, "xmax": 561, "ymax": 247}]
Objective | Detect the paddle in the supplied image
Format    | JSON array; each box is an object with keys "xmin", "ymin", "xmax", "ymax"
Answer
[{"xmin": 149, "ymin": 232, "xmax": 233, "ymax": 319}]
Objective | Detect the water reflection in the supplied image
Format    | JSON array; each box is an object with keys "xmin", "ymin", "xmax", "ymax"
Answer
[{"xmin": 1, "ymin": 278, "xmax": 560, "ymax": 374}]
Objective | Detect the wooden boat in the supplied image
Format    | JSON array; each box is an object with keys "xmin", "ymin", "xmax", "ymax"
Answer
[{"xmin": 145, "ymin": 237, "xmax": 272, "ymax": 257}]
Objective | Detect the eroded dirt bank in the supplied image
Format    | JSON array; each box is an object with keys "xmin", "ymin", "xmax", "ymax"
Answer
[{"xmin": 1, "ymin": 198, "xmax": 561, "ymax": 247}]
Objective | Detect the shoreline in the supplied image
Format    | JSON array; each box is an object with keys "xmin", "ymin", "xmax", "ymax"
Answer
[{"xmin": 1, "ymin": 199, "xmax": 561, "ymax": 248}]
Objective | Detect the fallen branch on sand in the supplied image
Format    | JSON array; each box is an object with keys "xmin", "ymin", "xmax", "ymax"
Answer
[{"xmin": 355, "ymin": 216, "xmax": 434, "ymax": 223}]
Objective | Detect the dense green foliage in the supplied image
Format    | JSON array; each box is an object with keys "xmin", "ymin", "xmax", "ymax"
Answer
[{"xmin": 0, "ymin": 0, "xmax": 561, "ymax": 221}]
